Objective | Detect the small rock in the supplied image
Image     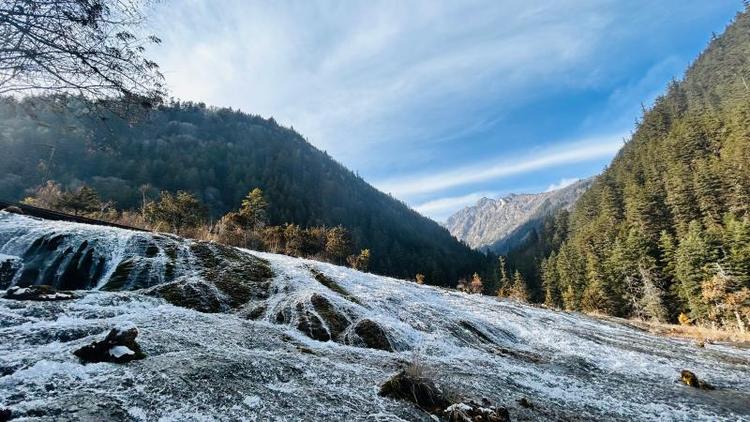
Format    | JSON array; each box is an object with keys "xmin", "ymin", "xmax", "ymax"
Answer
[
  {"xmin": 3, "ymin": 285, "xmax": 75, "ymax": 301},
  {"xmin": 445, "ymin": 400, "xmax": 510, "ymax": 422},
  {"xmin": 518, "ymin": 397, "xmax": 533, "ymax": 409},
  {"xmin": 695, "ymin": 341, "xmax": 705, "ymax": 348},
  {"xmin": 680, "ymin": 370, "xmax": 714, "ymax": 390},
  {"xmin": 73, "ymin": 324, "xmax": 146, "ymax": 364},
  {"xmin": 0, "ymin": 408, "xmax": 11, "ymax": 422},
  {"xmin": 379, "ymin": 370, "xmax": 450, "ymax": 413}
]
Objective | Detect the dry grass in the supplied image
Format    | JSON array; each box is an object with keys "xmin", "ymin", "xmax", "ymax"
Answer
[{"xmin": 598, "ymin": 315, "xmax": 750, "ymax": 346}]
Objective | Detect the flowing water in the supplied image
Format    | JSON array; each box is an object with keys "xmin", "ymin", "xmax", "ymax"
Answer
[{"xmin": 0, "ymin": 211, "xmax": 748, "ymax": 421}]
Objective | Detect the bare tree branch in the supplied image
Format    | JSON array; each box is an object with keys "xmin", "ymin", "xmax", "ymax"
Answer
[{"xmin": 0, "ymin": 0, "xmax": 165, "ymax": 110}]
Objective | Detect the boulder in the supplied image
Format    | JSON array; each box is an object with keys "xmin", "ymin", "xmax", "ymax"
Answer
[
  {"xmin": 73, "ymin": 323, "xmax": 146, "ymax": 364},
  {"xmin": 445, "ymin": 401, "xmax": 511, "ymax": 422},
  {"xmin": 352, "ymin": 319, "xmax": 393, "ymax": 351},
  {"xmin": 2, "ymin": 206, "xmax": 23, "ymax": 214},
  {"xmin": 310, "ymin": 294, "xmax": 350, "ymax": 338},
  {"xmin": 379, "ymin": 370, "xmax": 451, "ymax": 413},
  {"xmin": 0, "ymin": 257, "xmax": 21, "ymax": 289},
  {"xmin": 680, "ymin": 370, "xmax": 714, "ymax": 390},
  {"xmin": 3, "ymin": 285, "xmax": 76, "ymax": 301},
  {"xmin": 0, "ymin": 408, "xmax": 11, "ymax": 422}
]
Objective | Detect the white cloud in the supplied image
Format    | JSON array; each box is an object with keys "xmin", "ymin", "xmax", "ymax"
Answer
[
  {"xmin": 148, "ymin": 0, "xmax": 615, "ymax": 170},
  {"xmin": 375, "ymin": 133, "xmax": 625, "ymax": 197},
  {"xmin": 546, "ymin": 177, "xmax": 581, "ymax": 192}
]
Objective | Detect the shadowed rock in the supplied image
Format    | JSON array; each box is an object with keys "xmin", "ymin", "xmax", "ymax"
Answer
[
  {"xmin": 144, "ymin": 243, "xmax": 273, "ymax": 312},
  {"xmin": 3, "ymin": 285, "xmax": 75, "ymax": 301},
  {"xmin": 310, "ymin": 293, "xmax": 350, "ymax": 338},
  {"xmin": 351, "ymin": 319, "xmax": 393, "ymax": 351},
  {"xmin": 379, "ymin": 370, "xmax": 450, "ymax": 413},
  {"xmin": 681, "ymin": 370, "xmax": 714, "ymax": 390},
  {"xmin": 2, "ymin": 206, "xmax": 23, "ymax": 214},
  {"xmin": 0, "ymin": 257, "xmax": 20, "ymax": 289},
  {"xmin": 73, "ymin": 324, "xmax": 146, "ymax": 364}
]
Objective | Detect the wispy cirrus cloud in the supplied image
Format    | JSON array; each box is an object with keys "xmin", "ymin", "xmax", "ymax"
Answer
[
  {"xmin": 144, "ymin": 1, "xmax": 739, "ymax": 221},
  {"xmin": 376, "ymin": 133, "xmax": 625, "ymax": 198}
]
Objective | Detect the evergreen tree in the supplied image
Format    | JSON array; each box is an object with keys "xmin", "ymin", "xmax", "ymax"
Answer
[
  {"xmin": 58, "ymin": 185, "xmax": 102, "ymax": 216},
  {"xmin": 541, "ymin": 253, "xmax": 563, "ymax": 308},
  {"xmin": 496, "ymin": 256, "xmax": 510, "ymax": 296},
  {"xmin": 238, "ymin": 188, "xmax": 268, "ymax": 230},
  {"xmin": 144, "ymin": 191, "xmax": 207, "ymax": 234},
  {"xmin": 674, "ymin": 221, "xmax": 716, "ymax": 320},
  {"xmin": 509, "ymin": 270, "xmax": 530, "ymax": 302}
]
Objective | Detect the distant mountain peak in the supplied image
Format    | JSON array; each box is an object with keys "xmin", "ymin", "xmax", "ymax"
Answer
[{"xmin": 445, "ymin": 178, "xmax": 594, "ymax": 252}]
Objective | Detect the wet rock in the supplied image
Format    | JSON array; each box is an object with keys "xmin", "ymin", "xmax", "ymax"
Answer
[
  {"xmin": 182, "ymin": 242, "xmax": 274, "ymax": 307},
  {"xmin": 0, "ymin": 407, "xmax": 11, "ymax": 422},
  {"xmin": 517, "ymin": 397, "xmax": 533, "ymax": 409},
  {"xmin": 73, "ymin": 323, "xmax": 146, "ymax": 364},
  {"xmin": 310, "ymin": 294, "xmax": 350, "ymax": 338},
  {"xmin": 0, "ymin": 257, "xmax": 21, "ymax": 289},
  {"xmin": 379, "ymin": 370, "xmax": 450, "ymax": 413},
  {"xmin": 680, "ymin": 370, "xmax": 714, "ymax": 390},
  {"xmin": 2, "ymin": 205, "xmax": 23, "ymax": 214},
  {"xmin": 3, "ymin": 285, "xmax": 76, "ymax": 301},
  {"xmin": 247, "ymin": 305, "xmax": 267, "ymax": 320},
  {"xmin": 145, "ymin": 278, "xmax": 225, "ymax": 313},
  {"xmin": 352, "ymin": 319, "xmax": 393, "ymax": 351},
  {"xmin": 307, "ymin": 267, "xmax": 362, "ymax": 305},
  {"xmin": 445, "ymin": 401, "xmax": 511, "ymax": 422},
  {"xmin": 17, "ymin": 235, "xmax": 109, "ymax": 290},
  {"xmin": 295, "ymin": 302, "xmax": 331, "ymax": 342}
]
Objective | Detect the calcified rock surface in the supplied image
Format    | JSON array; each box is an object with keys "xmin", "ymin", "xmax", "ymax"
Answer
[
  {"xmin": 445, "ymin": 179, "xmax": 593, "ymax": 252},
  {"xmin": 1, "ymin": 212, "xmax": 749, "ymax": 421}
]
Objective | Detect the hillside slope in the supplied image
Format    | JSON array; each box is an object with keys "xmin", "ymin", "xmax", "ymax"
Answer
[
  {"xmin": 1, "ymin": 212, "xmax": 748, "ymax": 420},
  {"xmin": 445, "ymin": 178, "xmax": 592, "ymax": 253},
  {"xmin": 521, "ymin": 10, "xmax": 750, "ymax": 329},
  {"xmin": 0, "ymin": 98, "xmax": 488, "ymax": 284}
]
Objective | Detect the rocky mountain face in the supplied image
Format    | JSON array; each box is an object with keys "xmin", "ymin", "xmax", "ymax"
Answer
[
  {"xmin": 1, "ymin": 211, "xmax": 749, "ymax": 420},
  {"xmin": 445, "ymin": 178, "xmax": 593, "ymax": 252}
]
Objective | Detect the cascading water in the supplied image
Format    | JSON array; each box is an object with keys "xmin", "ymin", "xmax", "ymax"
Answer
[{"xmin": 1, "ymin": 210, "xmax": 749, "ymax": 421}]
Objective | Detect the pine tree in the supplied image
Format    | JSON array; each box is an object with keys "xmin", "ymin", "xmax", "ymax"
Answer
[
  {"xmin": 541, "ymin": 253, "xmax": 563, "ymax": 308},
  {"xmin": 58, "ymin": 185, "xmax": 102, "ymax": 216},
  {"xmin": 496, "ymin": 256, "xmax": 510, "ymax": 296},
  {"xmin": 639, "ymin": 265, "xmax": 669, "ymax": 322},
  {"xmin": 674, "ymin": 221, "xmax": 716, "ymax": 320},
  {"xmin": 238, "ymin": 188, "xmax": 268, "ymax": 230},
  {"xmin": 144, "ymin": 190, "xmax": 207, "ymax": 234},
  {"xmin": 509, "ymin": 270, "xmax": 529, "ymax": 302}
]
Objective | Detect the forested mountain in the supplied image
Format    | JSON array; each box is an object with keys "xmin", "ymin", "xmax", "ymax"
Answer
[
  {"xmin": 0, "ymin": 97, "xmax": 491, "ymax": 285},
  {"xmin": 445, "ymin": 178, "xmax": 592, "ymax": 253},
  {"xmin": 509, "ymin": 10, "xmax": 750, "ymax": 330}
]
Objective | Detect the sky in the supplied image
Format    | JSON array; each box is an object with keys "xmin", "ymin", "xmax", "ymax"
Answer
[{"xmin": 147, "ymin": 0, "xmax": 743, "ymax": 221}]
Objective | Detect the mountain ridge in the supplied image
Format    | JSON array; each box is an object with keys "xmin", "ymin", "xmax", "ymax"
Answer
[
  {"xmin": 445, "ymin": 178, "xmax": 593, "ymax": 252},
  {"xmin": 0, "ymin": 98, "xmax": 492, "ymax": 285}
]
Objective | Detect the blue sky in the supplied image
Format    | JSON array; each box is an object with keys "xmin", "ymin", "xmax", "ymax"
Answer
[{"xmin": 148, "ymin": 1, "xmax": 743, "ymax": 221}]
